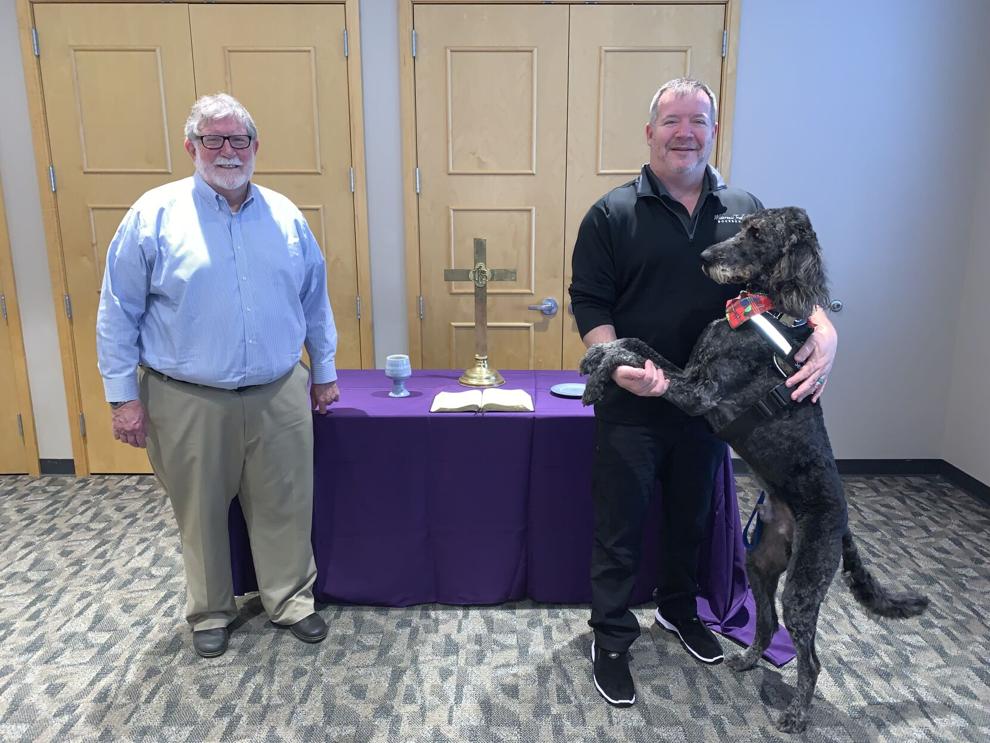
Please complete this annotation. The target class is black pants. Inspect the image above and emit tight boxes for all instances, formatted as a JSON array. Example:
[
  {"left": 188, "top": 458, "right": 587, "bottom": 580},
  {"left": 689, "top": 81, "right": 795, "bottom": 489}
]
[{"left": 589, "top": 415, "right": 726, "bottom": 652}]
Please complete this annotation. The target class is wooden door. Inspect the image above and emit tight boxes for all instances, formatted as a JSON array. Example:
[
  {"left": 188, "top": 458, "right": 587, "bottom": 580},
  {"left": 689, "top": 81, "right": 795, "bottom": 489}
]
[
  {"left": 0, "top": 179, "right": 37, "bottom": 474},
  {"left": 35, "top": 3, "right": 197, "bottom": 473},
  {"left": 36, "top": 3, "right": 367, "bottom": 473},
  {"left": 562, "top": 4, "right": 727, "bottom": 368},
  {"left": 413, "top": 4, "right": 569, "bottom": 370},
  {"left": 409, "top": 3, "right": 730, "bottom": 371},
  {"left": 190, "top": 3, "right": 363, "bottom": 370}
]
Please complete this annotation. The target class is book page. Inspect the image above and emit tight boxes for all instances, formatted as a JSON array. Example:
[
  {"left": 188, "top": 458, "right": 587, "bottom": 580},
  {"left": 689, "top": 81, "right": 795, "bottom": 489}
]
[
  {"left": 430, "top": 389, "right": 483, "bottom": 413},
  {"left": 479, "top": 388, "right": 534, "bottom": 412}
]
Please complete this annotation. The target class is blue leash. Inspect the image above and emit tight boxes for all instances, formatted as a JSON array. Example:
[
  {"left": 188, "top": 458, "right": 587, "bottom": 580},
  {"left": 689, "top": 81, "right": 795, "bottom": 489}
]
[{"left": 743, "top": 491, "right": 767, "bottom": 551}]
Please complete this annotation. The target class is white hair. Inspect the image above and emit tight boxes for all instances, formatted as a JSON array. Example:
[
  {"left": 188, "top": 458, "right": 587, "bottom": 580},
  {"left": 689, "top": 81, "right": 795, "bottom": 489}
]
[{"left": 184, "top": 93, "right": 258, "bottom": 140}]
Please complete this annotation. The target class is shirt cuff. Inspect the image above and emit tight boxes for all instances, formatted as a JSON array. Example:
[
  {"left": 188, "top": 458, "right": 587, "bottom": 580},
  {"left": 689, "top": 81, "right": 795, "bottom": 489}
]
[
  {"left": 103, "top": 374, "right": 139, "bottom": 403},
  {"left": 309, "top": 360, "right": 337, "bottom": 385}
]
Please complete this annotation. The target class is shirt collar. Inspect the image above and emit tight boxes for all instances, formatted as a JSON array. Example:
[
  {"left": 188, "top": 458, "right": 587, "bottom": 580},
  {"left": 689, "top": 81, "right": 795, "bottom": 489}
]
[
  {"left": 192, "top": 171, "right": 256, "bottom": 213},
  {"left": 635, "top": 163, "right": 726, "bottom": 201}
]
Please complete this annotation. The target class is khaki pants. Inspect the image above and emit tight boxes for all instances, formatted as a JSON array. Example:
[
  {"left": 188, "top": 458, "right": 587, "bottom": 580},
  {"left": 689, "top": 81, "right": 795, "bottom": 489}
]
[{"left": 141, "top": 364, "right": 317, "bottom": 631}]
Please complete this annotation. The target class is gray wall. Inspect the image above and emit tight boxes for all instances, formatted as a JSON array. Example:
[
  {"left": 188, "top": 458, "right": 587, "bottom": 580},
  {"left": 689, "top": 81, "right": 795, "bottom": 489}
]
[
  {"left": 1, "top": 0, "right": 988, "bottom": 481},
  {"left": 943, "top": 98, "right": 990, "bottom": 485},
  {"left": 360, "top": 0, "right": 408, "bottom": 366},
  {"left": 0, "top": 0, "right": 73, "bottom": 459},
  {"left": 730, "top": 0, "right": 989, "bottom": 466}
]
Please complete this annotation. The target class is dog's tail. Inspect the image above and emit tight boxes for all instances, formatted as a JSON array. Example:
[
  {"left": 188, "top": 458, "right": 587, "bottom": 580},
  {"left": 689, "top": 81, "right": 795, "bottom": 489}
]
[{"left": 841, "top": 531, "right": 929, "bottom": 619}]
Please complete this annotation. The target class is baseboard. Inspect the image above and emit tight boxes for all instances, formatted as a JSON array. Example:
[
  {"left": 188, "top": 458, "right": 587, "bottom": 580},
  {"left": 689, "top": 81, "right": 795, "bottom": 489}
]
[
  {"left": 938, "top": 461, "right": 990, "bottom": 506},
  {"left": 731, "top": 458, "right": 989, "bottom": 505},
  {"left": 834, "top": 459, "right": 944, "bottom": 475},
  {"left": 39, "top": 459, "right": 75, "bottom": 475}
]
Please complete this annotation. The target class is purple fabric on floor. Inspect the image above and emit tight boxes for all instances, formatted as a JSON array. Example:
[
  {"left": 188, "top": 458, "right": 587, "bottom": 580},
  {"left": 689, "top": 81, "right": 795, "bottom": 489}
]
[{"left": 228, "top": 368, "right": 795, "bottom": 666}]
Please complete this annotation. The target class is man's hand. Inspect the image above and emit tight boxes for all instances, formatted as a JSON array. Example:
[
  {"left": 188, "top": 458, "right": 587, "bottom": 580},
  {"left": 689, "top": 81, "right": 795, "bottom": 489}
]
[
  {"left": 786, "top": 307, "right": 838, "bottom": 403},
  {"left": 111, "top": 400, "right": 148, "bottom": 448},
  {"left": 311, "top": 381, "right": 340, "bottom": 414},
  {"left": 612, "top": 359, "right": 669, "bottom": 397}
]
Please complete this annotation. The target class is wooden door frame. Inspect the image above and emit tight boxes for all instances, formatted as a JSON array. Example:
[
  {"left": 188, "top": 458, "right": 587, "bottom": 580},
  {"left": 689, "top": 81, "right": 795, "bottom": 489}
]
[
  {"left": 0, "top": 175, "right": 41, "bottom": 475},
  {"left": 398, "top": 0, "right": 743, "bottom": 367},
  {"left": 15, "top": 0, "right": 374, "bottom": 475}
]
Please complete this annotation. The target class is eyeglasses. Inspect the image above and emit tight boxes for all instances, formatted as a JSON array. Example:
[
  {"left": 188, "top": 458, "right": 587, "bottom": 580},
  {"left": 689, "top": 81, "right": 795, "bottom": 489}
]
[{"left": 194, "top": 134, "right": 253, "bottom": 150}]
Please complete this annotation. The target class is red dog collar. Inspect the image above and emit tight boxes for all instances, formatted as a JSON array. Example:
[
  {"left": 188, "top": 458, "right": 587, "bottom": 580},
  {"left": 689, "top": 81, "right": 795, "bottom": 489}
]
[{"left": 725, "top": 291, "right": 774, "bottom": 329}]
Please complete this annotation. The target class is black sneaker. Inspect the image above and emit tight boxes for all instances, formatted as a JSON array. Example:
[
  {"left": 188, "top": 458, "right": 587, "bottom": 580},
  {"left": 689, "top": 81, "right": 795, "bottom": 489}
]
[
  {"left": 654, "top": 610, "right": 724, "bottom": 665},
  {"left": 590, "top": 640, "right": 636, "bottom": 707}
]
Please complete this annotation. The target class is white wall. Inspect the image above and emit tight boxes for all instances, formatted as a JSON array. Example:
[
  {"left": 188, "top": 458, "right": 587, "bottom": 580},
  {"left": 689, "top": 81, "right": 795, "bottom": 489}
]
[
  {"left": 731, "top": 0, "right": 989, "bottom": 459},
  {"left": 1, "top": 0, "right": 988, "bottom": 474},
  {"left": 942, "top": 96, "right": 990, "bottom": 485},
  {"left": 0, "top": 1, "right": 73, "bottom": 459}
]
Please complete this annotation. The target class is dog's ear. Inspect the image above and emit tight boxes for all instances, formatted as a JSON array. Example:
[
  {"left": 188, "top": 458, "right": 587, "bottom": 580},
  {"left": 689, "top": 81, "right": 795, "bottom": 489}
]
[
  {"left": 579, "top": 343, "right": 606, "bottom": 376},
  {"left": 771, "top": 210, "right": 830, "bottom": 318}
]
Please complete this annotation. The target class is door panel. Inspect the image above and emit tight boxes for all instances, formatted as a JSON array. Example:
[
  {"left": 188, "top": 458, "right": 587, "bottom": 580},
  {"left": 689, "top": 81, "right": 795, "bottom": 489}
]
[
  {"left": 190, "top": 3, "right": 362, "bottom": 370},
  {"left": 563, "top": 4, "right": 726, "bottom": 368},
  {"left": 37, "top": 3, "right": 365, "bottom": 473},
  {"left": 414, "top": 4, "right": 569, "bottom": 371},
  {"left": 410, "top": 4, "right": 728, "bottom": 371},
  {"left": 0, "top": 181, "right": 32, "bottom": 474},
  {"left": 35, "top": 3, "right": 197, "bottom": 473}
]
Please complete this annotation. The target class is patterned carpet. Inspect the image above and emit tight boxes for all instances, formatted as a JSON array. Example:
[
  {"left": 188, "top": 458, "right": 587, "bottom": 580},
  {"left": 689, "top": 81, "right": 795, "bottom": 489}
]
[{"left": 0, "top": 473, "right": 987, "bottom": 742}]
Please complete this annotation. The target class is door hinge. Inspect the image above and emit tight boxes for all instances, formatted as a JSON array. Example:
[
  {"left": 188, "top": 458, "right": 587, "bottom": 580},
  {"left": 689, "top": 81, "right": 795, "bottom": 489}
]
[
  {"left": 349, "top": 167, "right": 355, "bottom": 193},
  {"left": 63, "top": 293, "right": 73, "bottom": 321},
  {"left": 78, "top": 413, "right": 86, "bottom": 439},
  {"left": 343, "top": 28, "right": 350, "bottom": 58},
  {"left": 48, "top": 165, "right": 56, "bottom": 193},
  {"left": 0, "top": 293, "right": 7, "bottom": 322},
  {"left": 355, "top": 295, "right": 362, "bottom": 320},
  {"left": 17, "top": 414, "right": 24, "bottom": 439},
  {"left": 411, "top": 29, "right": 417, "bottom": 58},
  {"left": 417, "top": 295, "right": 425, "bottom": 320},
  {"left": 415, "top": 167, "right": 421, "bottom": 194},
  {"left": 722, "top": 30, "right": 728, "bottom": 58},
  {"left": 31, "top": 28, "right": 39, "bottom": 57}
]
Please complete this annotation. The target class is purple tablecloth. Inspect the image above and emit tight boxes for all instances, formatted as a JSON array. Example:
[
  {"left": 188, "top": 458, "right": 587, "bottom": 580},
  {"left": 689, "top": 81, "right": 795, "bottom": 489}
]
[{"left": 228, "top": 369, "right": 794, "bottom": 665}]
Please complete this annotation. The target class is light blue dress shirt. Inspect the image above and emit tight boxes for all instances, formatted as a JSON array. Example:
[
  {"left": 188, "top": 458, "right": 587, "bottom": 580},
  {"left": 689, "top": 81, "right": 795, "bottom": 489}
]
[{"left": 97, "top": 173, "right": 337, "bottom": 402}]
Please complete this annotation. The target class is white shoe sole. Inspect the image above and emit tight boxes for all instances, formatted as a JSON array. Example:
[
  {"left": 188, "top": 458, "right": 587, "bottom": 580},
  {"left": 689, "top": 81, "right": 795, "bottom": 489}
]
[
  {"left": 590, "top": 640, "right": 635, "bottom": 707},
  {"left": 654, "top": 610, "right": 724, "bottom": 664}
]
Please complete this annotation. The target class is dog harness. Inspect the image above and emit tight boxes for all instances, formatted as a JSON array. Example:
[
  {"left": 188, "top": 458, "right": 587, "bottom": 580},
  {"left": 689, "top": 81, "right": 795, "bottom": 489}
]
[
  {"left": 716, "top": 292, "right": 813, "bottom": 442},
  {"left": 723, "top": 292, "right": 811, "bottom": 552}
]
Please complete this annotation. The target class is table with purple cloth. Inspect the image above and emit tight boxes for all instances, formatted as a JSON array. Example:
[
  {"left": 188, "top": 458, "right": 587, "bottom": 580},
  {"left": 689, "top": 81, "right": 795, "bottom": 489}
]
[{"left": 228, "top": 368, "right": 794, "bottom": 665}]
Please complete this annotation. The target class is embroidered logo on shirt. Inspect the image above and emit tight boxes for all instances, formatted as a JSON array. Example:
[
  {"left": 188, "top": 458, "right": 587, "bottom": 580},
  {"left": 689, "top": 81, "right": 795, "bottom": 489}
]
[{"left": 714, "top": 213, "right": 751, "bottom": 224}]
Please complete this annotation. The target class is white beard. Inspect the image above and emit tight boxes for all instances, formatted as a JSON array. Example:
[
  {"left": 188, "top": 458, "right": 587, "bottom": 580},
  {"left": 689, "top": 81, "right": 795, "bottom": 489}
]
[{"left": 196, "top": 154, "right": 254, "bottom": 192}]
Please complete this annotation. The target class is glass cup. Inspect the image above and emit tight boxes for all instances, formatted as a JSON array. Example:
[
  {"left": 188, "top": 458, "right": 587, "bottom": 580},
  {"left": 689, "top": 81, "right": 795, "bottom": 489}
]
[{"left": 385, "top": 354, "right": 412, "bottom": 397}]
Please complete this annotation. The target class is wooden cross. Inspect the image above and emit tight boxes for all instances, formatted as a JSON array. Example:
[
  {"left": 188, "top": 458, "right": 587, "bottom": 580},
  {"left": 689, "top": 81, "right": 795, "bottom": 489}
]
[{"left": 443, "top": 237, "right": 517, "bottom": 387}]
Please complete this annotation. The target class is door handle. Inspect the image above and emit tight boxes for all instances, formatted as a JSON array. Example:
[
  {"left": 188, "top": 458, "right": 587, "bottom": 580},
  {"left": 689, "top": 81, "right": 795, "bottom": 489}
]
[{"left": 527, "top": 297, "right": 558, "bottom": 317}]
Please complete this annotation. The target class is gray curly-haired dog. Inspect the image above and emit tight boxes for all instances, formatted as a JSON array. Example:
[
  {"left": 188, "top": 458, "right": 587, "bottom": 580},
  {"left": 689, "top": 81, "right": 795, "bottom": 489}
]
[{"left": 580, "top": 207, "right": 928, "bottom": 733}]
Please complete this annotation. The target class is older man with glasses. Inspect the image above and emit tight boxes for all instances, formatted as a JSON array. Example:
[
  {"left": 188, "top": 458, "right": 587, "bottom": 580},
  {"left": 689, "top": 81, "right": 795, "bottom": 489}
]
[{"left": 96, "top": 93, "right": 340, "bottom": 658}]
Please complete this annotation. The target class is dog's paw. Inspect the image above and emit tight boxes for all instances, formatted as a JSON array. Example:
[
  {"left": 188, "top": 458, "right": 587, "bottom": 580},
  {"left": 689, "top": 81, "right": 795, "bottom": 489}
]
[
  {"left": 776, "top": 705, "right": 810, "bottom": 734},
  {"left": 726, "top": 652, "right": 759, "bottom": 672}
]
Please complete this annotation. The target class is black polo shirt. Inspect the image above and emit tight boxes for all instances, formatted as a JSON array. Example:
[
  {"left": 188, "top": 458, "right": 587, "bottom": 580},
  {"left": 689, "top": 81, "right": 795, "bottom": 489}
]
[{"left": 569, "top": 164, "right": 763, "bottom": 425}]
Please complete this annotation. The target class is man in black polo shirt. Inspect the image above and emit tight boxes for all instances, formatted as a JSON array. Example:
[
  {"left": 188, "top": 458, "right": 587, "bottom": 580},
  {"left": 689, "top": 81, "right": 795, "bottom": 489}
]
[{"left": 569, "top": 78, "right": 838, "bottom": 707}]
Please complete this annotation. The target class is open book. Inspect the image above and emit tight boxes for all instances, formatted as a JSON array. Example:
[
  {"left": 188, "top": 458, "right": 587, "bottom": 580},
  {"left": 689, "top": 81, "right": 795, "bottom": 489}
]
[{"left": 430, "top": 388, "right": 534, "bottom": 413}]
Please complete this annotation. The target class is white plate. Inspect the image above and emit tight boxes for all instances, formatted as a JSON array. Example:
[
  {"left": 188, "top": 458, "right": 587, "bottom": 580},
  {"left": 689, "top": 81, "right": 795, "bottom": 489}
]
[{"left": 550, "top": 382, "right": 586, "bottom": 398}]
